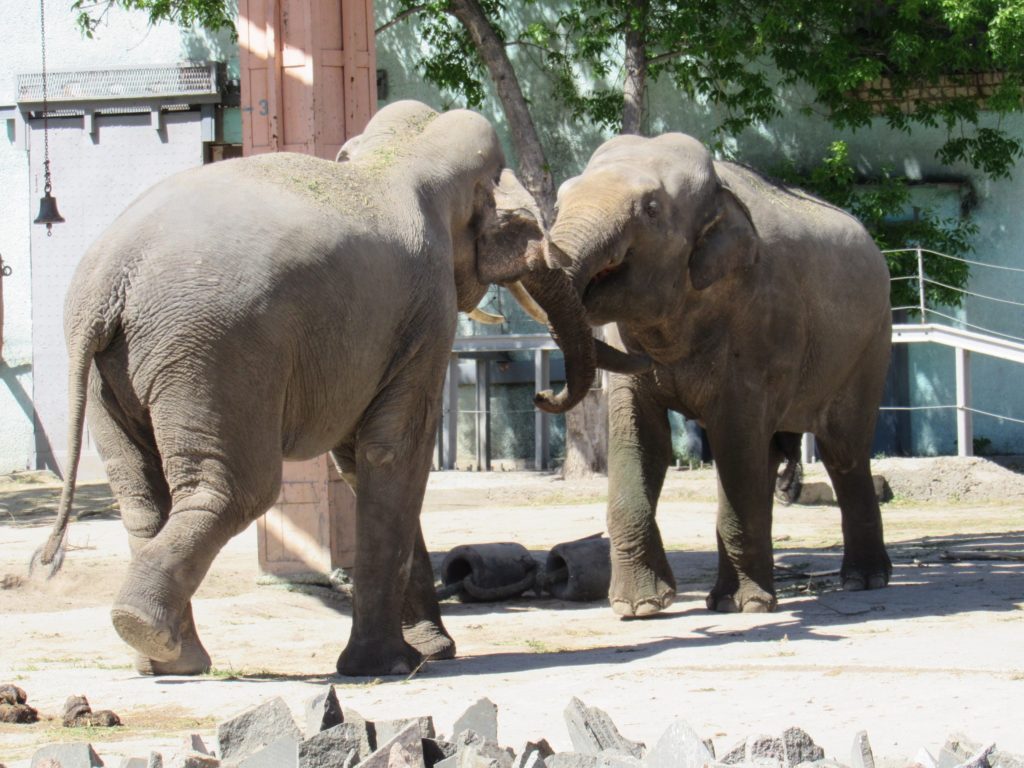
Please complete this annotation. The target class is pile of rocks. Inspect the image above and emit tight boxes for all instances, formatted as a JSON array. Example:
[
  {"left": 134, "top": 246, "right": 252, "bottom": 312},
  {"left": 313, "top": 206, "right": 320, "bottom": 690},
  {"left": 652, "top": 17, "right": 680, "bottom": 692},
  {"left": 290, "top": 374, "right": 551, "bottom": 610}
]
[
  {"left": 0, "top": 685, "right": 38, "bottom": 724},
  {"left": 17, "top": 690, "right": 1024, "bottom": 768}
]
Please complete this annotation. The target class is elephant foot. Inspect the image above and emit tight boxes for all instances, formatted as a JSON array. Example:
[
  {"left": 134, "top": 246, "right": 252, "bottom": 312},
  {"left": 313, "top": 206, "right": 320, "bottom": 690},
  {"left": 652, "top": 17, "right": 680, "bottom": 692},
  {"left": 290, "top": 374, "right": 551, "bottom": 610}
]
[
  {"left": 609, "top": 559, "right": 676, "bottom": 618},
  {"left": 706, "top": 581, "right": 777, "bottom": 613},
  {"left": 133, "top": 608, "right": 211, "bottom": 675},
  {"left": 336, "top": 638, "right": 423, "bottom": 677},
  {"left": 841, "top": 551, "right": 892, "bottom": 592},
  {"left": 403, "top": 620, "right": 456, "bottom": 661},
  {"left": 111, "top": 603, "right": 181, "bottom": 663}
]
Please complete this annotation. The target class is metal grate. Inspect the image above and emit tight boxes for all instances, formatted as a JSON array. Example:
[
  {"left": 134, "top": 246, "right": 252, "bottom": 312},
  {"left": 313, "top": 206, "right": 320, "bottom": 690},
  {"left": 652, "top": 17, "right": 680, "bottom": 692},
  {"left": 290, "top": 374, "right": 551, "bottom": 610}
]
[{"left": 17, "top": 62, "right": 218, "bottom": 104}]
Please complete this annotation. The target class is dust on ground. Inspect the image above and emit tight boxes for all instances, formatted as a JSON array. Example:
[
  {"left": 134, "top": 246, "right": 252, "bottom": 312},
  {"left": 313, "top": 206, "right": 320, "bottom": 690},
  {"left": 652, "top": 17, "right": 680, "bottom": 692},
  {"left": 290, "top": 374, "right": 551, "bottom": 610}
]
[{"left": 1, "top": 456, "right": 1023, "bottom": 767}]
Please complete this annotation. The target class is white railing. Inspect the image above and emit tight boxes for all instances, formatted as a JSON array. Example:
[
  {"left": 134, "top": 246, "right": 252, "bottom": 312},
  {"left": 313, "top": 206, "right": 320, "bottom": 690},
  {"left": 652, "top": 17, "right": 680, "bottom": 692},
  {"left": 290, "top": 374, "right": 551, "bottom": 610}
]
[{"left": 882, "top": 247, "right": 1024, "bottom": 457}]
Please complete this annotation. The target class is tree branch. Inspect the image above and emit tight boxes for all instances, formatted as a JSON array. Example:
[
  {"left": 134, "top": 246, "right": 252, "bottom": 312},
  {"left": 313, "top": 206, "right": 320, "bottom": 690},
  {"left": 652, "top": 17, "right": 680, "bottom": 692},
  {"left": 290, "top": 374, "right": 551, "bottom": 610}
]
[{"left": 375, "top": 4, "right": 427, "bottom": 35}]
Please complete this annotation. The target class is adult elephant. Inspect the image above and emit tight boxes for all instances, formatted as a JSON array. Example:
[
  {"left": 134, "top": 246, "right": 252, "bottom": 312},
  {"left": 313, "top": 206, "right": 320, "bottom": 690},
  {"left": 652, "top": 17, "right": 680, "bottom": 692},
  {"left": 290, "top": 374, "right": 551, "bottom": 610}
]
[
  {"left": 36, "top": 101, "right": 640, "bottom": 677},
  {"left": 549, "top": 133, "right": 893, "bottom": 617}
]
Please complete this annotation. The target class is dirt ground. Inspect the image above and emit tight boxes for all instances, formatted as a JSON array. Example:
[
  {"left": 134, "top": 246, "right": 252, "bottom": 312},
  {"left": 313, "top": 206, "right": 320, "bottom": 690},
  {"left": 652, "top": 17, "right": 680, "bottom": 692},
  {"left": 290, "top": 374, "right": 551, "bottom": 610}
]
[{"left": 1, "top": 456, "right": 1023, "bottom": 767}]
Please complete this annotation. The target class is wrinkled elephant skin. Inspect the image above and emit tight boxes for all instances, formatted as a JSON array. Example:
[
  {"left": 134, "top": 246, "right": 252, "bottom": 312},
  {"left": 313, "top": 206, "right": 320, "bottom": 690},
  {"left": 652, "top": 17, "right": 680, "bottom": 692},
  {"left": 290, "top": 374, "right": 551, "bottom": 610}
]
[
  {"left": 40, "top": 101, "right": 601, "bottom": 678},
  {"left": 550, "top": 133, "right": 893, "bottom": 616}
]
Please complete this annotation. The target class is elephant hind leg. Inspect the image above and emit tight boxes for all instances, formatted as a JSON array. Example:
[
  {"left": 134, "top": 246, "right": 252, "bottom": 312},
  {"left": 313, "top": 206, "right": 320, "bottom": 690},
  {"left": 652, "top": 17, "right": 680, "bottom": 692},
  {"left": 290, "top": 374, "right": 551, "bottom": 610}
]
[
  {"left": 817, "top": 432, "right": 891, "bottom": 591},
  {"left": 402, "top": 526, "right": 455, "bottom": 660},
  {"left": 816, "top": 353, "right": 892, "bottom": 592},
  {"left": 87, "top": 374, "right": 212, "bottom": 675}
]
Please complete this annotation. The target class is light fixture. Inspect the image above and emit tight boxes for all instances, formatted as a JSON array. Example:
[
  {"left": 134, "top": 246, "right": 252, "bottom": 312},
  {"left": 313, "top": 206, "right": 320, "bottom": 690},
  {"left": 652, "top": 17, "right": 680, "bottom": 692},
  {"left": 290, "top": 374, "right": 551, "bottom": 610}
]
[{"left": 33, "top": 0, "right": 64, "bottom": 235}]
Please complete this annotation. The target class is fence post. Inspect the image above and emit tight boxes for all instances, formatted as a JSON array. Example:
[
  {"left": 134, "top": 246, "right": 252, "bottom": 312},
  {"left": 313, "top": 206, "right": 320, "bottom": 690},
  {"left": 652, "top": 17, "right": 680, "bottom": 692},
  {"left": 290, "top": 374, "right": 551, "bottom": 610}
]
[
  {"left": 534, "top": 349, "right": 551, "bottom": 470},
  {"left": 916, "top": 246, "right": 926, "bottom": 322},
  {"left": 955, "top": 346, "right": 973, "bottom": 457}
]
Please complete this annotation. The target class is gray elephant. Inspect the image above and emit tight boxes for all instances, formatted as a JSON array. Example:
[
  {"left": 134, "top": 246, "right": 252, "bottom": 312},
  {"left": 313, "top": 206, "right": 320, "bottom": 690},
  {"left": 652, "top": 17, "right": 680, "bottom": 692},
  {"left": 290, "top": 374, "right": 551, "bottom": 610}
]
[
  {"left": 36, "top": 101, "right": 637, "bottom": 677},
  {"left": 549, "top": 133, "right": 893, "bottom": 616}
]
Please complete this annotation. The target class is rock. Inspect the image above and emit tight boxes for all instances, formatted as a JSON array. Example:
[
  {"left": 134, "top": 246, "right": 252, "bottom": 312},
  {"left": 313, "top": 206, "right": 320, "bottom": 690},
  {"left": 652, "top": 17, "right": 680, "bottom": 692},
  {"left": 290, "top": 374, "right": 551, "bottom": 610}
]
[
  {"left": 0, "top": 702, "right": 39, "bottom": 723},
  {"left": 721, "top": 739, "right": 747, "bottom": 765},
  {"left": 956, "top": 744, "right": 996, "bottom": 768},
  {"left": 299, "top": 722, "right": 373, "bottom": 768},
  {"left": 782, "top": 728, "right": 824, "bottom": 765},
  {"left": 357, "top": 721, "right": 425, "bottom": 768},
  {"left": 851, "top": 731, "right": 876, "bottom": 768},
  {"left": 424, "top": 738, "right": 458, "bottom": 768},
  {"left": 452, "top": 698, "right": 499, "bottom": 744},
  {"left": 183, "top": 735, "right": 211, "bottom": 756},
  {"left": 373, "top": 716, "right": 436, "bottom": 748},
  {"left": 914, "top": 747, "right": 939, "bottom": 768},
  {"left": 938, "top": 734, "right": 979, "bottom": 768},
  {"left": 563, "top": 698, "right": 644, "bottom": 759},
  {"left": 119, "top": 759, "right": 148, "bottom": 768},
  {"left": 237, "top": 736, "right": 299, "bottom": 768},
  {"left": 446, "top": 730, "right": 514, "bottom": 768},
  {"left": 305, "top": 686, "right": 344, "bottom": 737},
  {"left": 167, "top": 754, "right": 219, "bottom": 768},
  {"left": 217, "top": 696, "right": 302, "bottom": 764},
  {"left": 645, "top": 718, "right": 714, "bottom": 768},
  {"left": 992, "top": 752, "right": 1024, "bottom": 768},
  {"left": 512, "top": 741, "right": 555, "bottom": 768},
  {"left": 796, "top": 482, "right": 834, "bottom": 505},
  {"left": 149, "top": 754, "right": 164, "bottom": 768},
  {"left": 30, "top": 742, "right": 104, "bottom": 767},
  {"left": 0, "top": 684, "right": 27, "bottom": 704},
  {"left": 545, "top": 754, "right": 641, "bottom": 768}
]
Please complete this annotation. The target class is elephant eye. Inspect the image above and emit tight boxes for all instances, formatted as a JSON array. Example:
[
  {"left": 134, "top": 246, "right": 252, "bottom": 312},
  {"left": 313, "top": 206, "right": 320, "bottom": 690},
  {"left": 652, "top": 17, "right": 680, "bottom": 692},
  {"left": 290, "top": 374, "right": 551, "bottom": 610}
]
[{"left": 644, "top": 198, "right": 659, "bottom": 219}]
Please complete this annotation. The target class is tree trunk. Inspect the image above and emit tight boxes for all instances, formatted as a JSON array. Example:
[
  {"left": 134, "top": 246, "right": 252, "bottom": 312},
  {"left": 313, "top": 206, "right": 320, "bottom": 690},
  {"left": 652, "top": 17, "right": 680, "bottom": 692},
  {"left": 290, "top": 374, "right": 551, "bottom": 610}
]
[
  {"left": 622, "top": 0, "right": 648, "bottom": 135},
  {"left": 445, "top": 0, "right": 607, "bottom": 477},
  {"left": 447, "top": 0, "right": 555, "bottom": 216}
]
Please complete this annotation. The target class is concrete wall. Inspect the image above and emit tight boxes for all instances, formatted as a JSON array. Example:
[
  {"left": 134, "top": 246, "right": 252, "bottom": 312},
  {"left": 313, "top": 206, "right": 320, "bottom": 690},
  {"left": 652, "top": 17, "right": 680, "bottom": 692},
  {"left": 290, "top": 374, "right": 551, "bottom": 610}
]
[{"left": 0, "top": 0, "right": 234, "bottom": 474}]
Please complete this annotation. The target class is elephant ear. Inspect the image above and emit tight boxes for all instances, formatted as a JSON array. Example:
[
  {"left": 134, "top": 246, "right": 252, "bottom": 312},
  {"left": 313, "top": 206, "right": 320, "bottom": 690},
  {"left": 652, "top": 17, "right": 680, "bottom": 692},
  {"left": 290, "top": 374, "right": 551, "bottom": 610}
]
[
  {"left": 689, "top": 185, "right": 759, "bottom": 291},
  {"left": 475, "top": 169, "right": 547, "bottom": 284}
]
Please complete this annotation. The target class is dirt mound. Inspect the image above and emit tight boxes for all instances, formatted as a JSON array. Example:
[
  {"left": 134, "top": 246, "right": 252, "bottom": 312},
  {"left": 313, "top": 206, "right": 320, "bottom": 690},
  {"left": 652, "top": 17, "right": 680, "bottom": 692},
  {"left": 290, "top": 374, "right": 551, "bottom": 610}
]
[{"left": 871, "top": 456, "right": 1024, "bottom": 504}]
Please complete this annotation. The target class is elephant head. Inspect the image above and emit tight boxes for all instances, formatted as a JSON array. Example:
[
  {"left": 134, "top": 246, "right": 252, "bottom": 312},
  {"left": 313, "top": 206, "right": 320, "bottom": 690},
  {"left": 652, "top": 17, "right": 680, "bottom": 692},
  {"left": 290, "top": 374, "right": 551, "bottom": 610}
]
[
  {"left": 549, "top": 133, "right": 759, "bottom": 329},
  {"left": 339, "top": 101, "right": 628, "bottom": 413}
]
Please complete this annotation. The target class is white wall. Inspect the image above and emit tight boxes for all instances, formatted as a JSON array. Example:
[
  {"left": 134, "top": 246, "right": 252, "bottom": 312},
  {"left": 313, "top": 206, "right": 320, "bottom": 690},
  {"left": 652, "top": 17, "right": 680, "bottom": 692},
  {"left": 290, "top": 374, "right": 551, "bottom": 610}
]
[{"left": 0, "top": 0, "right": 232, "bottom": 474}]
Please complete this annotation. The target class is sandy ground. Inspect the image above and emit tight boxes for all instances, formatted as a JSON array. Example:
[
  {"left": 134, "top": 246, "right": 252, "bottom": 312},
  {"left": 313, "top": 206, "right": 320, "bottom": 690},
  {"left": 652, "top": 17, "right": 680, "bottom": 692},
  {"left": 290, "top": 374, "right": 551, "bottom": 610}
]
[{"left": 1, "top": 457, "right": 1023, "bottom": 767}]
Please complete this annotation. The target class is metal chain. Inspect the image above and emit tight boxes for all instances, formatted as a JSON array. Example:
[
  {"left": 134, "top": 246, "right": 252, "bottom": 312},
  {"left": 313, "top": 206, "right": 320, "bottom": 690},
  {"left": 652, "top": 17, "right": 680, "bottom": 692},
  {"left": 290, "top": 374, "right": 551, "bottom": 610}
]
[{"left": 39, "top": 0, "right": 51, "bottom": 195}]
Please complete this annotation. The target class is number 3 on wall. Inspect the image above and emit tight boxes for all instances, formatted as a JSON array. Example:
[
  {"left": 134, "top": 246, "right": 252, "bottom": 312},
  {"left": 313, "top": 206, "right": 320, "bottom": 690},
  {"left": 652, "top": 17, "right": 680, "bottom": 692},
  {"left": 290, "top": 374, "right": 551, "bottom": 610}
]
[{"left": 258, "top": 99, "right": 269, "bottom": 116}]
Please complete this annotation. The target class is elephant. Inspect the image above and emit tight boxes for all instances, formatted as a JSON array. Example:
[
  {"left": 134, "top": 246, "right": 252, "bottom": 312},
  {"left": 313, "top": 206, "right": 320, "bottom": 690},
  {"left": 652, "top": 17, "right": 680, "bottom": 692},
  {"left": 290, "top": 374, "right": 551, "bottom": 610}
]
[
  {"left": 35, "top": 100, "right": 645, "bottom": 677},
  {"left": 548, "top": 132, "right": 893, "bottom": 617}
]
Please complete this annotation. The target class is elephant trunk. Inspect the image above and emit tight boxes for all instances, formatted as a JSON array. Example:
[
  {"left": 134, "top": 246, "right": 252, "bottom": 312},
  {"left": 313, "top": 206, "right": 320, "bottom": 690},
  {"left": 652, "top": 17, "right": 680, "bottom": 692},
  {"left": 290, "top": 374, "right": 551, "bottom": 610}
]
[
  {"left": 519, "top": 267, "right": 597, "bottom": 415},
  {"left": 549, "top": 204, "right": 629, "bottom": 295}
]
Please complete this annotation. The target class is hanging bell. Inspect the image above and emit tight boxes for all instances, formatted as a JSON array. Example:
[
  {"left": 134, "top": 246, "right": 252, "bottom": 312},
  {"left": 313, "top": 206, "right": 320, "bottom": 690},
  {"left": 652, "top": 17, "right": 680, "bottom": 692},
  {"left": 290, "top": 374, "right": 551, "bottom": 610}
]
[{"left": 34, "top": 191, "right": 65, "bottom": 233}]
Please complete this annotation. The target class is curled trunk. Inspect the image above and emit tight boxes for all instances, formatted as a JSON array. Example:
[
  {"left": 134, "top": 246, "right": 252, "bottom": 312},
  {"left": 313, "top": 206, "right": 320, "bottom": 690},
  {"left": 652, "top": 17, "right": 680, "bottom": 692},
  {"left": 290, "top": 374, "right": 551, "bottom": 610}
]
[{"left": 519, "top": 268, "right": 597, "bottom": 414}]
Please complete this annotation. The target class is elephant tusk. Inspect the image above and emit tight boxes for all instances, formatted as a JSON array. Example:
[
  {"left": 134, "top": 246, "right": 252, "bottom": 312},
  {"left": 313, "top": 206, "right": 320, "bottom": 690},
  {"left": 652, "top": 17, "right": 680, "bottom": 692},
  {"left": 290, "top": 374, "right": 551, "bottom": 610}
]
[
  {"left": 468, "top": 307, "right": 506, "bottom": 325},
  {"left": 504, "top": 281, "right": 549, "bottom": 326}
]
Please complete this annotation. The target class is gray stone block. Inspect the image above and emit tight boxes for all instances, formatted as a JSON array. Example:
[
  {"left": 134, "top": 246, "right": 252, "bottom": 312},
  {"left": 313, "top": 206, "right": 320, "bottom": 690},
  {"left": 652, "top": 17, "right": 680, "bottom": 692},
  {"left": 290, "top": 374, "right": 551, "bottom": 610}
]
[
  {"left": 782, "top": 728, "right": 824, "bottom": 766},
  {"left": 31, "top": 742, "right": 104, "bottom": 767},
  {"left": 956, "top": 743, "right": 996, "bottom": 768},
  {"left": 449, "top": 730, "right": 513, "bottom": 768},
  {"left": 721, "top": 739, "right": 747, "bottom": 765},
  {"left": 120, "top": 759, "right": 148, "bottom": 768},
  {"left": 217, "top": 697, "right": 302, "bottom": 764},
  {"left": 358, "top": 721, "right": 425, "bottom": 768},
  {"left": 750, "top": 736, "right": 786, "bottom": 763},
  {"left": 148, "top": 754, "right": 164, "bottom": 768},
  {"left": 183, "top": 736, "right": 211, "bottom": 756},
  {"left": 645, "top": 718, "right": 714, "bottom": 768},
  {"left": 424, "top": 738, "right": 458, "bottom": 768},
  {"left": 236, "top": 736, "right": 299, "bottom": 768},
  {"left": 563, "top": 698, "right": 644, "bottom": 759},
  {"left": 940, "top": 734, "right": 981, "bottom": 768},
  {"left": 915, "top": 747, "right": 939, "bottom": 768},
  {"left": 305, "top": 686, "right": 344, "bottom": 738},
  {"left": 851, "top": 731, "right": 875, "bottom": 768},
  {"left": 372, "top": 716, "right": 435, "bottom": 749},
  {"left": 299, "top": 722, "right": 372, "bottom": 768},
  {"left": 512, "top": 741, "right": 555, "bottom": 768},
  {"left": 453, "top": 699, "right": 499, "bottom": 744},
  {"left": 992, "top": 751, "right": 1024, "bottom": 768},
  {"left": 167, "top": 753, "right": 219, "bottom": 768},
  {"left": 545, "top": 754, "right": 597, "bottom": 768}
]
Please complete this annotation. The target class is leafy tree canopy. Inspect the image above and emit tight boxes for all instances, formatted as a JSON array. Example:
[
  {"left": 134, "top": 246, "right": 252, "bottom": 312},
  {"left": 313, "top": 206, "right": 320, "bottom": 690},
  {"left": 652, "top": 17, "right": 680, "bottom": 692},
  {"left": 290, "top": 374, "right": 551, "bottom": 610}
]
[{"left": 73, "top": 0, "right": 236, "bottom": 39}]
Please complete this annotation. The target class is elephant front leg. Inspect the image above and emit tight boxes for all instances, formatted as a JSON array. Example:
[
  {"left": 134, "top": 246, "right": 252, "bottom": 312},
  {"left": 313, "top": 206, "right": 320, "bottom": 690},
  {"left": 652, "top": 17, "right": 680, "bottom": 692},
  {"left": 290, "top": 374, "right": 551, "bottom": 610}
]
[
  {"left": 606, "top": 373, "right": 676, "bottom": 617},
  {"left": 705, "top": 426, "right": 778, "bottom": 613}
]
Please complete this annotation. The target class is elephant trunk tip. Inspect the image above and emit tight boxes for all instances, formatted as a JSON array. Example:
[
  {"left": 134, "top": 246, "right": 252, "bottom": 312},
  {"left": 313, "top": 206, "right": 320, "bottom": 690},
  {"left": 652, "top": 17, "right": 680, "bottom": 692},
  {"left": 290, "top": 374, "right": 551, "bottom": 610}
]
[{"left": 533, "top": 387, "right": 578, "bottom": 415}]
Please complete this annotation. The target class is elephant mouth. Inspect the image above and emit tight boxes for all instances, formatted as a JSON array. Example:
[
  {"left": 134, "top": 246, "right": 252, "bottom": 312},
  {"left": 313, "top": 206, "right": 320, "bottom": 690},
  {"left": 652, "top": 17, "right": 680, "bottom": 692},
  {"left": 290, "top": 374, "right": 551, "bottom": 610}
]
[{"left": 584, "top": 253, "right": 629, "bottom": 303}]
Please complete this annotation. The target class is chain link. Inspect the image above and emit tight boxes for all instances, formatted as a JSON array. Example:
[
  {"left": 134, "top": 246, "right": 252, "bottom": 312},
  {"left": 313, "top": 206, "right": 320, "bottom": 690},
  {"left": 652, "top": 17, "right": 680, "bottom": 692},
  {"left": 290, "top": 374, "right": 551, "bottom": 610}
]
[{"left": 39, "top": 0, "right": 51, "bottom": 196}]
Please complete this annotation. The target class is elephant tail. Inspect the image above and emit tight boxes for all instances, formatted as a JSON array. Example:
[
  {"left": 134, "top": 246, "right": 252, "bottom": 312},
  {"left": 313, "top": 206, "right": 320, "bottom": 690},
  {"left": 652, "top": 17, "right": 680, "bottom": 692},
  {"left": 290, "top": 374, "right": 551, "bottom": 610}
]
[{"left": 32, "top": 306, "right": 118, "bottom": 577}]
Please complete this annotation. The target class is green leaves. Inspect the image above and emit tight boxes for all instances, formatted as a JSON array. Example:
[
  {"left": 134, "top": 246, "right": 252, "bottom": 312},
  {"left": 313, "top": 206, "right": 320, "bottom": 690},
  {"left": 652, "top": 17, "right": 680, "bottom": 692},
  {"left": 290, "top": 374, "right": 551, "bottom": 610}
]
[{"left": 73, "top": 0, "right": 236, "bottom": 39}]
